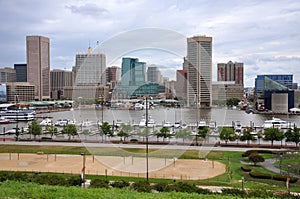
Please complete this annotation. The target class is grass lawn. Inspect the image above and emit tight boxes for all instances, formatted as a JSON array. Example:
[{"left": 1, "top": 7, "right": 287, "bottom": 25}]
[{"left": 0, "top": 144, "right": 299, "bottom": 193}]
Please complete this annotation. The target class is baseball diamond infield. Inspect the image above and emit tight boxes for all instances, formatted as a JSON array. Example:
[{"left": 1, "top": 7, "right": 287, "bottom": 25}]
[{"left": 0, "top": 153, "right": 225, "bottom": 180}]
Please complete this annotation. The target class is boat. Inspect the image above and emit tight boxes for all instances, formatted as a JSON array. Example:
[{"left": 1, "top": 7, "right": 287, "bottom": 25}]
[
  {"left": 262, "top": 117, "right": 291, "bottom": 129},
  {"left": 0, "top": 117, "right": 10, "bottom": 124},
  {"left": 198, "top": 120, "right": 207, "bottom": 129},
  {"left": 234, "top": 121, "right": 242, "bottom": 134},
  {"left": 174, "top": 121, "right": 181, "bottom": 128},
  {"left": 0, "top": 110, "right": 35, "bottom": 121},
  {"left": 138, "top": 115, "right": 156, "bottom": 128},
  {"left": 163, "top": 121, "right": 172, "bottom": 128},
  {"left": 40, "top": 118, "right": 52, "bottom": 126},
  {"left": 55, "top": 119, "right": 75, "bottom": 127}
]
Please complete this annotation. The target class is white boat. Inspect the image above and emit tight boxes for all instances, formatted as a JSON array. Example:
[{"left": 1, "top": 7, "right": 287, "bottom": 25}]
[
  {"left": 163, "top": 121, "right": 172, "bottom": 128},
  {"left": 0, "top": 117, "right": 10, "bottom": 124},
  {"left": 138, "top": 116, "right": 156, "bottom": 128},
  {"left": 234, "top": 121, "right": 242, "bottom": 134},
  {"left": 40, "top": 118, "right": 52, "bottom": 126},
  {"left": 262, "top": 117, "right": 290, "bottom": 129},
  {"left": 55, "top": 119, "right": 75, "bottom": 127},
  {"left": 174, "top": 121, "right": 181, "bottom": 128},
  {"left": 81, "top": 120, "right": 94, "bottom": 127},
  {"left": 198, "top": 120, "right": 207, "bottom": 129},
  {"left": 0, "top": 110, "right": 35, "bottom": 121}
]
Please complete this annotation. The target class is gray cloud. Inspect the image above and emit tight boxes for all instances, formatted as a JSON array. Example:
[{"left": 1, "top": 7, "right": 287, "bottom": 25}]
[{"left": 66, "top": 3, "right": 109, "bottom": 16}]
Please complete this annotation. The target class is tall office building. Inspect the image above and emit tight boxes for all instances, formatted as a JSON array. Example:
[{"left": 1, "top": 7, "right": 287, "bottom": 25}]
[
  {"left": 106, "top": 66, "right": 121, "bottom": 90},
  {"left": 217, "top": 61, "right": 244, "bottom": 85},
  {"left": 74, "top": 47, "right": 106, "bottom": 86},
  {"left": 176, "top": 69, "right": 187, "bottom": 100},
  {"left": 121, "top": 57, "right": 146, "bottom": 86},
  {"left": 147, "top": 64, "right": 162, "bottom": 83},
  {"left": 187, "top": 36, "right": 212, "bottom": 108},
  {"left": 26, "top": 36, "right": 50, "bottom": 100},
  {"left": 0, "top": 67, "right": 16, "bottom": 83},
  {"left": 50, "top": 69, "right": 73, "bottom": 100},
  {"left": 14, "top": 64, "right": 27, "bottom": 82}
]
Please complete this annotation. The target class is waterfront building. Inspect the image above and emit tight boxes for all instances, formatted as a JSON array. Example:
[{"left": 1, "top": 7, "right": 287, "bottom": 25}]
[
  {"left": 63, "top": 85, "right": 110, "bottom": 101},
  {"left": 50, "top": 69, "right": 73, "bottom": 100},
  {"left": 14, "top": 64, "right": 27, "bottom": 82},
  {"left": 212, "top": 81, "right": 244, "bottom": 102},
  {"left": 106, "top": 66, "right": 121, "bottom": 90},
  {"left": 6, "top": 82, "right": 35, "bottom": 102},
  {"left": 186, "top": 36, "right": 212, "bottom": 108},
  {"left": 26, "top": 35, "right": 50, "bottom": 100},
  {"left": 74, "top": 46, "right": 106, "bottom": 86},
  {"left": 118, "top": 57, "right": 146, "bottom": 98},
  {"left": 176, "top": 69, "right": 187, "bottom": 100},
  {"left": 217, "top": 61, "right": 243, "bottom": 85},
  {"left": 0, "top": 67, "right": 16, "bottom": 83}
]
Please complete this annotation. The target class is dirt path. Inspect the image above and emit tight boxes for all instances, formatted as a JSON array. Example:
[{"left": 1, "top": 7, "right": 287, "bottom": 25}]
[{"left": 0, "top": 153, "right": 225, "bottom": 180}]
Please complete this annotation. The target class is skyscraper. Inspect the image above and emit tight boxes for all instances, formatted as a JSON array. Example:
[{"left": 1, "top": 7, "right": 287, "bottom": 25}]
[
  {"left": 74, "top": 47, "right": 106, "bottom": 86},
  {"left": 187, "top": 36, "right": 212, "bottom": 108},
  {"left": 26, "top": 36, "right": 50, "bottom": 100},
  {"left": 217, "top": 61, "right": 244, "bottom": 85},
  {"left": 0, "top": 67, "right": 16, "bottom": 83},
  {"left": 176, "top": 69, "right": 187, "bottom": 100},
  {"left": 14, "top": 64, "right": 27, "bottom": 82},
  {"left": 50, "top": 69, "right": 73, "bottom": 100},
  {"left": 106, "top": 66, "right": 121, "bottom": 90},
  {"left": 121, "top": 57, "right": 146, "bottom": 86}
]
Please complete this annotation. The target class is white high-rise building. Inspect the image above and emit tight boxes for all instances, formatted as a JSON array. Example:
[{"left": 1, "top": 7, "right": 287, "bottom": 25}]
[{"left": 187, "top": 36, "right": 212, "bottom": 108}]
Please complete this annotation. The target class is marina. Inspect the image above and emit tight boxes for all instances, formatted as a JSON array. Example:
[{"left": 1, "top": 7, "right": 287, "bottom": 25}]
[{"left": 1, "top": 107, "right": 299, "bottom": 146}]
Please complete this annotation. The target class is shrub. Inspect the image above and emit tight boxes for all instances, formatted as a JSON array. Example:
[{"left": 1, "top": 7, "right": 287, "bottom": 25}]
[
  {"left": 273, "top": 174, "right": 298, "bottom": 183},
  {"left": 242, "top": 150, "right": 272, "bottom": 157},
  {"left": 90, "top": 179, "right": 109, "bottom": 188},
  {"left": 130, "top": 139, "right": 138, "bottom": 142},
  {"left": 173, "top": 182, "right": 199, "bottom": 193},
  {"left": 110, "top": 180, "right": 130, "bottom": 189},
  {"left": 241, "top": 165, "right": 252, "bottom": 172},
  {"left": 248, "top": 153, "right": 265, "bottom": 166},
  {"left": 153, "top": 182, "right": 175, "bottom": 192},
  {"left": 249, "top": 171, "right": 272, "bottom": 179},
  {"left": 131, "top": 181, "right": 152, "bottom": 193},
  {"left": 221, "top": 188, "right": 246, "bottom": 196}
]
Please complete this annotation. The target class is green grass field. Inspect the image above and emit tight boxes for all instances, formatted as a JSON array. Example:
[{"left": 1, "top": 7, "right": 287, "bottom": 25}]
[
  {"left": 0, "top": 144, "right": 299, "bottom": 193},
  {"left": 0, "top": 181, "right": 278, "bottom": 199}
]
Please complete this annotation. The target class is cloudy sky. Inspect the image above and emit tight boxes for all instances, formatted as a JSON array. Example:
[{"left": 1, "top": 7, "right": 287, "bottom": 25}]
[{"left": 0, "top": 0, "right": 299, "bottom": 87}]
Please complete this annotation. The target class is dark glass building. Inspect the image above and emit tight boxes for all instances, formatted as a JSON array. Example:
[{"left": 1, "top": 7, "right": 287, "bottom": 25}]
[{"left": 14, "top": 64, "right": 27, "bottom": 82}]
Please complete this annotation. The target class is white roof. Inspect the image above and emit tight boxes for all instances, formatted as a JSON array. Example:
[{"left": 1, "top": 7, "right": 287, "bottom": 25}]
[{"left": 0, "top": 103, "right": 14, "bottom": 108}]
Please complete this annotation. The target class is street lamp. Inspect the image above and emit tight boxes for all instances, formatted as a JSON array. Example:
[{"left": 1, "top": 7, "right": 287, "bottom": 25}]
[
  {"left": 241, "top": 176, "right": 245, "bottom": 191},
  {"left": 287, "top": 164, "right": 291, "bottom": 198},
  {"left": 145, "top": 97, "right": 149, "bottom": 181},
  {"left": 81, "top": 153, "right": 86, "bottom": 187},
  {"left": 99, "top": 95, "right": 104, "bottom": 125}
]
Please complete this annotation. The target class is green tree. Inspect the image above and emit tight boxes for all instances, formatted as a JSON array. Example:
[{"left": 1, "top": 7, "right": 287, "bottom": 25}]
[
  {"left": 219, "top": 127, "right": 235, "bottom": 144},
  {"left": 117, "top": 130, "right": 129, "bottom": 141},
  {"left": 175, "top": 128, "right": 192, "bottom": 143},
  {"left": 137, "top": 129, "right": 147, "bottom": 142},
  {"left": 248, "top": 153, "right": 265, "bottom": 166},
  {"left": 46, "top": 125, "right": 58, "bottom": 138},
  {"left": 264, "top": 128, "right": 283, "bottom": 146},
  {"left": 82, "top": 129, "right": 90, "bottom": 140},
  {"left": 15, "top": 127, "right": 20, "bottom": 141},
  {"left": 101, "top": 122, "right": 113, "bottom": 142},
  {"left": 28, "top": 120, "right": 42, "bottom": 140},
  {"left": 240, "top": 127, "right": 254, "bottom": 145},
  {"left": 285, "top": 127, "right": 300, "bottom": 147},
  {"left": 256, "top": 131, "right": 263, "bottom": 145},
  {"left": 198, "top": 126, "right": 209, "bottom": 142},
  {"left": 62, "top": 124, "right": 78, "bottom": 140},
  {"left": 157, "top": 127, "right": 171, "bottom": 142}
]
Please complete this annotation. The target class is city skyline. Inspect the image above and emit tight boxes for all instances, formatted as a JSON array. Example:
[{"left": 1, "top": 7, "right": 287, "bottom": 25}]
[{"left": 0, "top": 1, "right": 299, "bottom": 87}]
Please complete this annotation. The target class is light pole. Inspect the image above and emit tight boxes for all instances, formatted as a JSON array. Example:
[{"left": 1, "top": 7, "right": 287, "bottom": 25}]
[
  {"left": 241, "top": 176, "right": 245, "bottom": 191},
  {"left": 287, "top": 164, "right": 291, "bottom": 198},
  {"left": 145, "top": 97, "right": 149, "bottom": 181},
  {"left": 81, "top": 153, "right": 86, "bottom": 187},
  {"left": 99, "top": 95, "right": 104, "bottom": 125}
]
